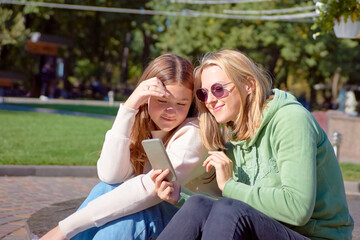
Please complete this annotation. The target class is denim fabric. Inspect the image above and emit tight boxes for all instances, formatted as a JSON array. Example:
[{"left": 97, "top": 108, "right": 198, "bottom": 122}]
[
  {"left": 71, "top": 181, "right": 178, "bottom": 240},
  {"left": 158, "top": 195, "right": 310, "bottom": 240}
]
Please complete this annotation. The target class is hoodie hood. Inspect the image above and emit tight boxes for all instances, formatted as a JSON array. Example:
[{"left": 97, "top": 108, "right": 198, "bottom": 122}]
[{"left": 230, "top": 89, "right": 302, "bottom": 149}]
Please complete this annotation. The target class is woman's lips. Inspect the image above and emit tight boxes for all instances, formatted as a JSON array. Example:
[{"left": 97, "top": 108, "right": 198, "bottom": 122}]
[
  {"left": 213, "top": 104, "right": 224, "bottom": 112},
  {"left": 161, "top": 116, "right": 175, "bottom": 121}
]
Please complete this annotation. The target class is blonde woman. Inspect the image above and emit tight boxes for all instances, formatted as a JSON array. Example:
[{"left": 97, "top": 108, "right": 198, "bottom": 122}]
[
  {"left": 152, "top": 50, "right": 354, "bottom": 240},
  {"left": 40, "top": 54, "right": 219, "bottom": 240}
]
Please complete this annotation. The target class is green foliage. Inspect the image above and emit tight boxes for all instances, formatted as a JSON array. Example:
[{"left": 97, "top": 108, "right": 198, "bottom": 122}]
[
  {"left": 314, "top": 0, "right": 360, "bottom": 32},
  {"left": 148, "top": 1, "right": 318, "bottom": 82},
  {"left": 73, "top": 58, "right": 98, "bottom": 83},
  {"left": 0, "top": 6, "right": 36, "bottom": 85},
  {"left": 1, "top": 0, "right": 153, "bottom": 91},
  {"left": 1, "top": 0, "right": 360, "bottom": 107},
  {"left": 148, "top": 0, "right": 360, "bottom": 98},
  {"left": 0, "top": 110, "right": 112, "bottom": 165},
  {"left": 0, "top": 8, "right": 29, "bottom": 46}
]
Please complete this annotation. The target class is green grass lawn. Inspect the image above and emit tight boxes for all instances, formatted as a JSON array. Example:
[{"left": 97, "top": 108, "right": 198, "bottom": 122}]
[
  {"left": 0, "top": 110, "right": 112, "bottom": 165},
  {"left": 340, "top": 163, "right": 360, "bottom": 182},
  {"left": 7, "top": 103, "right": 119, "bottom": 116},
  {"left": 0, "top": 108, "right": 359, "bottom": 182}
]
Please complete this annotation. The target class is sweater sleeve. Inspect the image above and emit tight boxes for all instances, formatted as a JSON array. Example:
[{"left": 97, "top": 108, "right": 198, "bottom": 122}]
[
  {"left": 222, "top": 106, "right": 318, "bottom": 226},
  {"left": 59, "top": 119, "right": 207, "bottom": 239},
  {"left": 96, "top": 104, "right": 138, "bottom": 183}
]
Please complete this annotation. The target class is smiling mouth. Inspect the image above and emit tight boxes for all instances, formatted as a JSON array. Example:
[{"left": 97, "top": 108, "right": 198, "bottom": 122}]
[
  {"left": 161, "top": 116, "right": 175, "bottom": 121},
  {"left": 213, "top": 105, "right": 224, "bottom": 112}
]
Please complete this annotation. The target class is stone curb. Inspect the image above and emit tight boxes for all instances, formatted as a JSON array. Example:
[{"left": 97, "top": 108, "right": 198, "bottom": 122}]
[
  {"left": 344, "top": 181, "right": 360, "bottom": 195},
  {"left": 0, "top": 165, "right": 97, "bottom": 178},
  {"left": 1, "top": 165, "right": 359, "bottom": 195}
]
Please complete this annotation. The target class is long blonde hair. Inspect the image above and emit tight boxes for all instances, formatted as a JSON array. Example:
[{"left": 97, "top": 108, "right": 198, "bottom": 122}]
[
  {"left": 130, "top": 54, "right": 194, "bottom": 175},
  {"left": 194, "top": 50, "right": 272, "bottom": 150}
]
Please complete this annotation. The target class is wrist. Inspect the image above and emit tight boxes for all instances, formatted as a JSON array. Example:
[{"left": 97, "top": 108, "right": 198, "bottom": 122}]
[{"left": 123, "top": 100, "right": 139, "bottom": 110}]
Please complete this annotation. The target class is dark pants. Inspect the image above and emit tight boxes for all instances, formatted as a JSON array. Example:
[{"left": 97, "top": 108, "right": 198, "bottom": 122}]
[{"left": 158, "top": 195, "right": 310, "bottom": 240}]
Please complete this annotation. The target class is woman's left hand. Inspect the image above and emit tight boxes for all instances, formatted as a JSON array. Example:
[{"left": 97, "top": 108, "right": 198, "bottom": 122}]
[{"left": 203, "top": 151, "right": 233, "bottom": 191}]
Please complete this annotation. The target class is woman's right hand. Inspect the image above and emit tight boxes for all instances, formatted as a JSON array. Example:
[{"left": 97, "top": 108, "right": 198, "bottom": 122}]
[
  {"left": 124, "top": 77, "right": 169, "bottom": 110},
  {"left": 39, "top": 225, "right": 67, "bottom": 240},
  {"left": 151, "top": 169, "right": 180, "bottom": 205},
  {"left": 203, "top": 151, "right": 233, "bottom": 191}
]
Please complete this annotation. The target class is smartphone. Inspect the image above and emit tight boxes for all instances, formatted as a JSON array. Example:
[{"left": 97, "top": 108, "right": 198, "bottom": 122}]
[{"left": 141, "top": 138, "right": 177, "bottom": 181}]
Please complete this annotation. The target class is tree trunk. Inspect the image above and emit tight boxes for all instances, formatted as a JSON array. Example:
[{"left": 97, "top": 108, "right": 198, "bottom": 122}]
[
  {"left": 266, "top": 48, "right": 280, "bottom": 83},
  {"left": 141, "top": 29, "right": 152, "bottom": 71},
  {"left": 120, "top": 32, "right": 131, "bottom": 84}
]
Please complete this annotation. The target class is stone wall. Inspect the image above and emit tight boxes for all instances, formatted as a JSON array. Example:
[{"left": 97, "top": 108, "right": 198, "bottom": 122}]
[
  {"left": 313, "top": 110, "right": 360, "bottom": 164},
  {"left": 328, "top": 113, "right": 360, "bottom": 163}
]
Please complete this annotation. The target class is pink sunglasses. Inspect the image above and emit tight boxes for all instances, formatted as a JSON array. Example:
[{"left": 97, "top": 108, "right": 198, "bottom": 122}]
[{"left": 196, "top": 82, "right": 233, "bottom": 102}]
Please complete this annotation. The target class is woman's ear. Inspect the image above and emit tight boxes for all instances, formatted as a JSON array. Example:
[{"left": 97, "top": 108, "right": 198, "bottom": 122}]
[{"left": 245, "top": 77, "right": 255, "bottom": 94}]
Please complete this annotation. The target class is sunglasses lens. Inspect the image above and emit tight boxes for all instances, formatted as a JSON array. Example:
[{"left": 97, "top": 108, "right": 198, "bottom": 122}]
[
  {"left": 211, "top": 83, "right": 225, "bottom": 98},
  {"left": 196, "top": 89, "right": 207, "bottom": 102}
]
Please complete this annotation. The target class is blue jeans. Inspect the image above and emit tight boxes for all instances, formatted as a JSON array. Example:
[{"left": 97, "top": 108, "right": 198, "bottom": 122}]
[
  {"left": 71, "top": 181, "right": 178, "bottom": 240},
  {"left": 158, "top": 195, "right": 310, "bottom": 240}
]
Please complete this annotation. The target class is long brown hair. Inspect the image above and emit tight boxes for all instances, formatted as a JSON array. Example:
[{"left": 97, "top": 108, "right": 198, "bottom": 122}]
[
  {"left": 194, "top": 50, "right": 272, "bottom": 150},
  {"left": 130, "top": 54, "right": 194, "bottom": 175}
]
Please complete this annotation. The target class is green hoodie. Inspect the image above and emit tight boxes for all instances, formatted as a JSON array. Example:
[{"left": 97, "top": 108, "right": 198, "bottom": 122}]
[{"left": 222, "top": 89, "right": 353, "bottom": 239}]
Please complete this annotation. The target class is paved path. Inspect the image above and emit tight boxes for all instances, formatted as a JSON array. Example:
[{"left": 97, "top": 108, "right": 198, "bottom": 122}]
[
  {"left": 0, "top": 176, "right": 359, "bottom": 240},
  {"left": 348, "top": 194, "right": 360, "bottom": 239},
  {"left": 0, "top": 176, "right": 98, "bottom": 240}
]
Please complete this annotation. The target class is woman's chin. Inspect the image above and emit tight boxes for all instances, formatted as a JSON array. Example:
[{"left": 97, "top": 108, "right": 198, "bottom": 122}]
[
  {"left": 215, "top": 118, "right": 228, "bottom": 124},
  {"left": 213, "top": 115, "right": 231, "bottom": 124}
]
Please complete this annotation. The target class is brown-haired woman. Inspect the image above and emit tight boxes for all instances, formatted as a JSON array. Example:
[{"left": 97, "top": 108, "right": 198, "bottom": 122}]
[{"left": 40, "top": 54, "right": 219, "bottom": 240}]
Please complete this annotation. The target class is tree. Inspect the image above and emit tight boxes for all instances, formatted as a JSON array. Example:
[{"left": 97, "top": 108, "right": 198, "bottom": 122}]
[
  {"left": 148, "top": 0, "right": 360, "bottom": 110},
  {"left": 0, "top": 0, "right": 156, "bottom": 97}
]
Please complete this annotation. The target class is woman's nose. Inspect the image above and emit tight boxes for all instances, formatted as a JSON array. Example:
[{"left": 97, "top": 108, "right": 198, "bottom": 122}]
[
  {"left": 206, "top": 91, "right": 217, "bottom": 104},
  {"left": 165, "top": 106, "right": 175, "bottom": 114}
]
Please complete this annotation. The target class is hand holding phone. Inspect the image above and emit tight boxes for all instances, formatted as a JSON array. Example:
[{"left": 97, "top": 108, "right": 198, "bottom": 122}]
[
  {"left": 142, "top": 138, "right": 177, "bottom": 181},
  {"left": 151, "top": 169, "right": 181, "bottom": 205}
]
